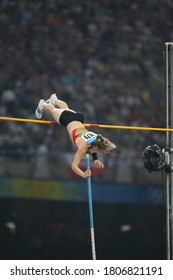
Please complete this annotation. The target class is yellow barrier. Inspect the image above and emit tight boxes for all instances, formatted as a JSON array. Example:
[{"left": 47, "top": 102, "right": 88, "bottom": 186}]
[
  {"left": 0, "top": 116, "right": 173, "bottom": 132},
  {"left": 0, "top": 116, "right": 54, "bottom": 124}
]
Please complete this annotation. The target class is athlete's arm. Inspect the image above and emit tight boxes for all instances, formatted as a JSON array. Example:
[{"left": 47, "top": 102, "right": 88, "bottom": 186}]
[
  {"left": 91, "top": 152, "right": 104, "bottom": 169},
  {"left": 71, "top": 146, "right": 91, "bottom": 178},
  {"left": 93, "top": 159, "right": 104, "bottom": 169}
]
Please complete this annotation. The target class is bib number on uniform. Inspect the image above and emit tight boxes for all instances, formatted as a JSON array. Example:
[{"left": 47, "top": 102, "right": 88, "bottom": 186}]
[{"left": 80, "top": 131, "right": 97, "bottom": 145}]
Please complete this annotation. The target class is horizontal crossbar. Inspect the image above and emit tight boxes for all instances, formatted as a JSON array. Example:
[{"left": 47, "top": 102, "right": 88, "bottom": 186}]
[{"left": 0, "top": 116, "right": 173, "bottom": 132}]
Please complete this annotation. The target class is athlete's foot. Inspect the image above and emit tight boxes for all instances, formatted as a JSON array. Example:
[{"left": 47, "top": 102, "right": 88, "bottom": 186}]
[
  {"left": 46, "top": 93, "right": 58, "bottom": 106},
  {"left": 35, "top": 99, "right": 45, "bottom": 119}
]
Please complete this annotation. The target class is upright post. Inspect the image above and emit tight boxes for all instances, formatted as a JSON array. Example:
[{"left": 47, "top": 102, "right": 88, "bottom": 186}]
[
  {"left": 165, "top": 42, "right": 173, "bottom": 259},
  {"left": 86, "top": 153, "right": 96, "bottom": 260}
]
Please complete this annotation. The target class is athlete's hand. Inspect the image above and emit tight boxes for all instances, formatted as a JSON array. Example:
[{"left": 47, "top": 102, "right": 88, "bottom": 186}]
[
  {"left": 93, "top": 159, "right": 104, "bottom": 169},
  {"left": 84, "top": 170, "right": 91, "bottom": 178}
]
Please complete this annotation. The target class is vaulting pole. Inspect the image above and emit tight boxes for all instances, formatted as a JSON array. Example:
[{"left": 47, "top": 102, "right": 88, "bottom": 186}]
[{"left": 86, "top": 153, "right": 96, "bottom": 260}]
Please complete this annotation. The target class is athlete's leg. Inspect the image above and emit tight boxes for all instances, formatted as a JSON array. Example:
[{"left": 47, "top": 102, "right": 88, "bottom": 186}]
[
  {"left": 35, "top": 94, "right": 73, "bottom": 120},
  {"left": 46, "top": 93, "right": 69, "bottom": 109},
  {"left": 43, "top": 103, "right": 64, "bottom": 124},
  {"left": 35, "top": 99, "right": 64, "bottom": 121}
]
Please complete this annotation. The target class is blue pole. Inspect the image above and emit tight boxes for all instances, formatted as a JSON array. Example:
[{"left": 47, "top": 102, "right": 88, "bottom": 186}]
[{"left": 86, "top": 153, "right": 96, "bottom": 260}]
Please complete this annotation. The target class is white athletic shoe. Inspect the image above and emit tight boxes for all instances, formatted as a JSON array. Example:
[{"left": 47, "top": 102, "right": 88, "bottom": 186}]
[
  {"left": 46, "top": 93, "right": 57, "bottom": 106},
  {"left": 35, "top": 99, "right": 45, "bottom": 119}
]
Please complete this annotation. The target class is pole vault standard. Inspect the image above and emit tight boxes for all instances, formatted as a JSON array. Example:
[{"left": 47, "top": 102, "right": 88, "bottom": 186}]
[
  {"left": 86, "top": 153, "right": 96, "bottom": 260},
  {"left": 165, "top": 42, "right": 173, "bottom": 260}
]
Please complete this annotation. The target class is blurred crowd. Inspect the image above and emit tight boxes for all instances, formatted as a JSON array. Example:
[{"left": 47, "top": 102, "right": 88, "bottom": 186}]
[
  {"left": 0, "top": 0, "right": 172, "bottom": 181},
  {"left": 0, "top": 0, "right": 168, "bottom": 261}
]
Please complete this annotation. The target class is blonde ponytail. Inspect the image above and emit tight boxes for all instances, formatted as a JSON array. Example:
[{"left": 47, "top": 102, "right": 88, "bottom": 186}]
[{"left": 93, "top": 134, "right": 116, "bottom": 153}]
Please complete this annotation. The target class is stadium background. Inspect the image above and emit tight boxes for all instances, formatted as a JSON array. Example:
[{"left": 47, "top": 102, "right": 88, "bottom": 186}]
[{"left": 0, "top": 0, "right": 170, "bottom": 259}]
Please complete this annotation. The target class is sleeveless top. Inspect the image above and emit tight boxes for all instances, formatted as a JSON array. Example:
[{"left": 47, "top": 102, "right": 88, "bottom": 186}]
[{"left": 72, "top": 128, "right": 97, "bottom": 146}]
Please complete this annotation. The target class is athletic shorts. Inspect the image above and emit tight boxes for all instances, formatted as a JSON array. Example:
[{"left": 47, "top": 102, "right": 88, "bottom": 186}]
[{"left": 59, "top": 110, "right": 84, "bottom": 127}]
